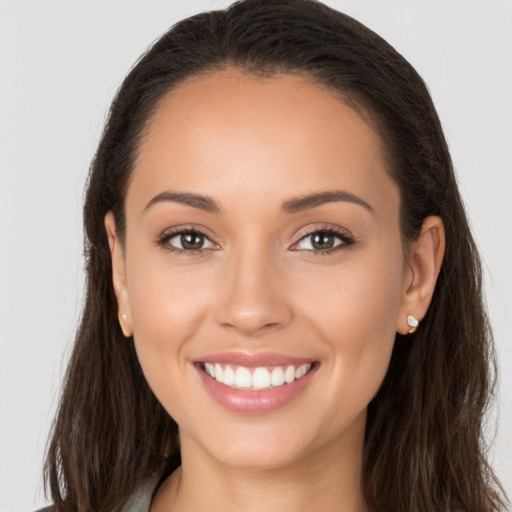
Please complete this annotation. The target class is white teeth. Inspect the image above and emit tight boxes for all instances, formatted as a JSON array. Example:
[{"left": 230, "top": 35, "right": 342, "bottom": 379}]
[
  {"left": 203, "top": 362, "right": 312, "bottom": 391},
  {"left": 252, "top": 368, "right": 271, "bottom": 389},
  {"left": 214, "top": 363, "right": 224, "bottom": 382},
  {"left": 205, "top": 362, "right": 215, "bottom": 378},
  {"left": 223, "top": 365, "right": 235, "bottom": 386},
  {"left": 284, "top": 365, "right": 295, "bottom": 383},
  {"left": 295, "top": 363, "right": 309, "bottom": 379},
  {"left": 234, "top": 367, "right": 252, "bottom": 389},
  {"left": 271, "top": 367, "right": 285, "bottom": 386}
]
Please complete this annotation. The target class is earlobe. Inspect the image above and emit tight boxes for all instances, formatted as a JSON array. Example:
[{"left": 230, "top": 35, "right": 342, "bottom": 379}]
[
  {"left": 397, "top": 216, "right": 445, "bottom": 335},
  {"left": 104, "top": 211, "right": 133, "bottom": 338}
]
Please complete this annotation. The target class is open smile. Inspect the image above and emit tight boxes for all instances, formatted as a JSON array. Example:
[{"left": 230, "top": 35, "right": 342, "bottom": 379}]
[
  {"left": 194, "top": 353, "right": 319, "bottom": 413},
  {"left": 202, "top": 362, "right": 313, "bottom": 390}
]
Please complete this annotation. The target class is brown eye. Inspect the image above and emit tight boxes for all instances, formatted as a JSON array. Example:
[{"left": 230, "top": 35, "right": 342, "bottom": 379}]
[
  {"left": 180, "top": 232, "right": 205, "bottom": 250},
  {"left": 292, "top": 228, "right": 354, "bottom": 253},
  {"left": 159, "top": 229, "right": 218, "bottom": 252},
  {"left": 310, "top": 232, "right": 336, "bottom": 250}
]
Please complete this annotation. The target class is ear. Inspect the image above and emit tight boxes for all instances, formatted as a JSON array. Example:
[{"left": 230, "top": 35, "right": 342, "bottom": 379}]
[
  {"left": 104, "top": 211, "right": 133, "bottom": 338},
  {"left": 397, "top": 216, "right": 445, "bottom": 335}
]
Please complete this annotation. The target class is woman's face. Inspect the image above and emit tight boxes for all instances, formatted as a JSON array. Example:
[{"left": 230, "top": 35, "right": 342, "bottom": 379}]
[{"left": 110, "top": 70, "right": 414, "bottom": 469}]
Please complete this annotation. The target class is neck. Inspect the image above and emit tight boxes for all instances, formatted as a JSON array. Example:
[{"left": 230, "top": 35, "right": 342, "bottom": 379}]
[{"left": 151, "top": 421, "right": 368, "bottom": 512}]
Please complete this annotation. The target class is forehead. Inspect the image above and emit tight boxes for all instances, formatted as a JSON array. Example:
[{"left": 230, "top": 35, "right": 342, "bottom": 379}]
[{"left": 128, "top": 69, "right": 399, "bottom": 220}]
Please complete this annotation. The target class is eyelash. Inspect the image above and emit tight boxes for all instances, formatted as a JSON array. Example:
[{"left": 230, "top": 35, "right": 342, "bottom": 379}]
[
  {"left": 156, "top": 226, "right": 216, "bottom": 255},
  {"left": 291, "top": 226, "right": 355, "bottom": 255},
  {"left": 155, "top": 225, "right": 355, "bottom": 256}
]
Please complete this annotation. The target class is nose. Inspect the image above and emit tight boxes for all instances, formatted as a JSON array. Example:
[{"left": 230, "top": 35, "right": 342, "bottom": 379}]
[{"left": 215, "top": 245, "right": 294, "bottom": 337}]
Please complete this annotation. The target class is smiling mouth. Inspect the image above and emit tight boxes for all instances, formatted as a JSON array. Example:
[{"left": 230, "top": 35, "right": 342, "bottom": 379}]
[{"left": 200, "top": 362, "right": 314, "bottom": 391}]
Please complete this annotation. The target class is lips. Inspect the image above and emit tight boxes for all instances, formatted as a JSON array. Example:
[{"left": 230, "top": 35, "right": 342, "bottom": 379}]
[
  {"left": 194, "top": 351, "right": 315, "bottom": 367},
  {"left": 194, "top": 352, "right": 318, "bottom": 413}
]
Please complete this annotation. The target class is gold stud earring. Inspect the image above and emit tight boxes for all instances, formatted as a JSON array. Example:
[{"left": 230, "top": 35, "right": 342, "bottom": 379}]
[{"left": 407, "top": 314, "right": 419, "bottom": 334}]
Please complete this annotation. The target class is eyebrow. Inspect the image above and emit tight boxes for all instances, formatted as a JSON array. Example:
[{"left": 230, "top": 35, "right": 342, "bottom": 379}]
[
  {"left": 281, "top": 190, "right": 373, "bottom": 214},
  {"left": 143, "top": 189, "right": 373, "bottom": 215},
  {"left": 144, "top": 191, "right": 222, "bottom": 213}
]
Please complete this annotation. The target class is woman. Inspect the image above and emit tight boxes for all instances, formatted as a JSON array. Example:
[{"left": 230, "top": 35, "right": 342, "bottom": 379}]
[{"left": 40, "top": 0, "right": 508, "bottom": 510}]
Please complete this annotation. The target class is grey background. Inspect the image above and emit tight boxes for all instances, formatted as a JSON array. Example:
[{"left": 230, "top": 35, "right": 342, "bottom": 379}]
[{"left": 1, "top": 1, "right": 511, "bottom": 510}]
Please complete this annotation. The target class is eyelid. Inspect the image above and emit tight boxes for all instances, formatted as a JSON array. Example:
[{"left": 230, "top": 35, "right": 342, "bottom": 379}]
[
  {"left": 155, "top": 225, "right": 220, "bottom": 253},
  {"left": 289, "top": 224, "right": 355, "bottom": 252},
  {"left": 155, "top": 223, "right": 355, "bottom": 255}
]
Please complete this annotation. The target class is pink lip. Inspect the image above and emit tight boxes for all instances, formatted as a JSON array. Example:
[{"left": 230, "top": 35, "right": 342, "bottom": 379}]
[
  {"left": 194, "top": 357, "right": 318, "bottom": 414},
  {"left": 194, "top": 351, "right": 314, "bottom": 368}
]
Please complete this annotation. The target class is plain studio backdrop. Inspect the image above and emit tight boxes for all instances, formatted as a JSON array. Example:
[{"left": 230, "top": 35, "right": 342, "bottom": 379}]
[{"left": 0, "top": 1, "right": 511, "bottom": 510}]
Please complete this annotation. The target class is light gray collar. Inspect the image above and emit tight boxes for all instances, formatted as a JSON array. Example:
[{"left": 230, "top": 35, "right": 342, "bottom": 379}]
[{"left": 121, "top": 477, "right": 159, "bottom": 512}]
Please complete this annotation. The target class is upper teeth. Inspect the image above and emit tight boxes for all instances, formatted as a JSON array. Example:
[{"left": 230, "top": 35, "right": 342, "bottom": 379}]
[{"left": 203, "top": 363, "right": 312, "bottom": 390}]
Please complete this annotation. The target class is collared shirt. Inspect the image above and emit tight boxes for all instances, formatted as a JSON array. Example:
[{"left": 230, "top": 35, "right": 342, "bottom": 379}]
[{"left": 35, "top": 478, "right": 156, "bottom": 512}]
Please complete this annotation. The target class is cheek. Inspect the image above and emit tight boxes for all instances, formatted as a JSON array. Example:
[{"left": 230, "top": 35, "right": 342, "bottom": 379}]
[
  {"left": 124, "top": 252, "right": 214, "bottom": 400},
  {"left": 293, "top": 248, "right": 404, "bottom": 405},
  {"left": 296, "top": 246, "right": 404, "bottom": 335},
  {"left": 131, "top": 275, "right": 206, "bottom": 344}
]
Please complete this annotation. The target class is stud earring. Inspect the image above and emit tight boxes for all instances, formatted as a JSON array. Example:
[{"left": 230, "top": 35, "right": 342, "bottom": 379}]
[
  {"left": 119, "top": 314, "right": 131, "bottom": 337},
  {"left": 407, "top": 314, "right": 419, "bottom": 334}
]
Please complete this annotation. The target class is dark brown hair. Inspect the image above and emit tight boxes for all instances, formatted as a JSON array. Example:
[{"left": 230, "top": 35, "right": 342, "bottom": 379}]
[{"left": 44, "top": 1, "right": 508, "bottom": 510}]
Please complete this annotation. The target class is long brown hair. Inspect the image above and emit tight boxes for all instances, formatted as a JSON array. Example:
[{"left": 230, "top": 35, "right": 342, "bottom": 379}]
[{"left": 44, "top": 1, "right": 508, "bottom": 510}]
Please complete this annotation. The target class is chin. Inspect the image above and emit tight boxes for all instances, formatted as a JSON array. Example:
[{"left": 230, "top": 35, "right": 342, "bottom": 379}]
[
  {"left": 181, "top": 417, "right": 320, "bottom": 470},
  {"left": 209, "top": 440, "right": 308, "bottom": 470}
]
